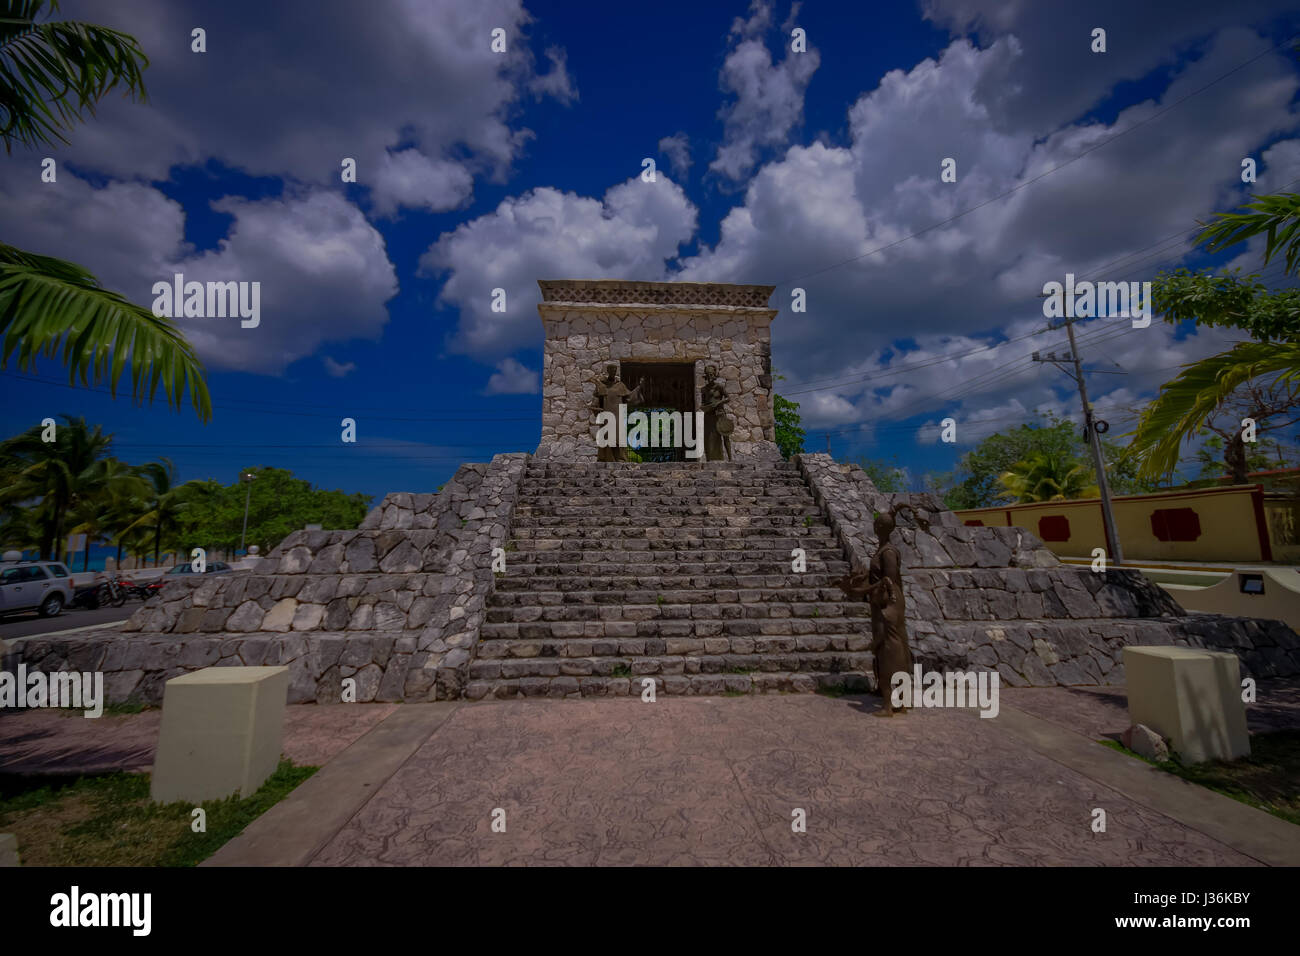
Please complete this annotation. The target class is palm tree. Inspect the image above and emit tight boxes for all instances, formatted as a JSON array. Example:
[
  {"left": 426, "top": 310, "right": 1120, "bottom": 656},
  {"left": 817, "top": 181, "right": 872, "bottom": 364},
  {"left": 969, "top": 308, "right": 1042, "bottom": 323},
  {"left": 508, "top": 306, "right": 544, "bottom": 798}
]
[
  {"left": 1127, "top": 192, "right": 1300, "bottom": 480},
  {"left": 0, "top": 414, "right": 111, "bottom": 559},
  {"left": 121, "top": 459, "right": 195, "bottom": 567},
  {"left": 1000, "top": 451, "right": 1100, "bottom": 503},
  {"left": 1197, "top": 192, "right": 1300, "bottom": 276},
  {"left": 0, "top": 1, "right": 211, "bottom": 420},
  {"left": 65, "top": 456, "right": 147, "bottom": 570}
]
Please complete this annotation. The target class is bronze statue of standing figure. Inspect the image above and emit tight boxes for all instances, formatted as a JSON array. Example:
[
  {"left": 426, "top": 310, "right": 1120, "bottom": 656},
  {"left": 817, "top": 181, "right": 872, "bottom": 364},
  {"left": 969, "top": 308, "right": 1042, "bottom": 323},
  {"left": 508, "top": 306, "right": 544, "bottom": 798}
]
[
  {"left": 832, "top": 505, "right": 914, "bottom": 716},
  {"left": 700, "top": 365, "right": 733, "bottom": 462},
  {"left": 591, "top": 363, "right": 646, "bottom": 462}
]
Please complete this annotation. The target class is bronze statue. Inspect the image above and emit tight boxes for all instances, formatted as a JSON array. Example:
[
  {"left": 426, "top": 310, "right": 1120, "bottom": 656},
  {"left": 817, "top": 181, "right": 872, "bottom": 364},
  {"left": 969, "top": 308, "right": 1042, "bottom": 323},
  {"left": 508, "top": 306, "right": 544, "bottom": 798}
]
[
  {"left": 700, "top": 365, "right": 733, "bottom": 462},
  {"left": 591, "top": 363, "right": 646, "bottom": 462},
  {"left": 832, "top": 505, "right": 914, "bottom": 716}
]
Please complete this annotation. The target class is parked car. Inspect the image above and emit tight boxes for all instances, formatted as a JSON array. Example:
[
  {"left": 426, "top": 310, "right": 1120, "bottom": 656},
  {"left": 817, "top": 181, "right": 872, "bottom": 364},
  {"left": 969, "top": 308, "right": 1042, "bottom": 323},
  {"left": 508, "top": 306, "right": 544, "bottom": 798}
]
[
  {"left": 0, "top": 560, "right": 76, "bottom": 617},
  {"left": 127, "top": 561, "right": 235, "bottom": 601},
  {"left": 164, "top": 561, "right": 234, "bottom": 576}
]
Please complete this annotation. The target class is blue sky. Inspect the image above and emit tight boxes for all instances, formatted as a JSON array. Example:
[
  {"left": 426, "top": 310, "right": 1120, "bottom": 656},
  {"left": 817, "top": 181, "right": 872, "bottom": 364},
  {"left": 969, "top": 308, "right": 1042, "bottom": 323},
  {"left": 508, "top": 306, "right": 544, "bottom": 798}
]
[{"left": 2, "top": 0, "right": 1298, "bottom": 503}]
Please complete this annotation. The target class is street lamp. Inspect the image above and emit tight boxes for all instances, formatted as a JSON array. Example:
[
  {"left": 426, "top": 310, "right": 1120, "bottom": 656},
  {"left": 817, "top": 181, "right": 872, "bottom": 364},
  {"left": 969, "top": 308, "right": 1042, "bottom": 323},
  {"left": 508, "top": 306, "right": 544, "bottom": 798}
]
[{"left": 239, "top": 472, "right": 256, "bottom": 555}]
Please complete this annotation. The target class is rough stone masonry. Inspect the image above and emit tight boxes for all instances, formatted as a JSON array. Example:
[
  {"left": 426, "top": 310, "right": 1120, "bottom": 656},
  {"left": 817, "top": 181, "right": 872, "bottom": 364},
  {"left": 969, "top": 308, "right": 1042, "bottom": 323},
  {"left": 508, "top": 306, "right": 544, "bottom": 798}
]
[{"left": 5, "top": 282, "right": 1298, "bottom": 704}]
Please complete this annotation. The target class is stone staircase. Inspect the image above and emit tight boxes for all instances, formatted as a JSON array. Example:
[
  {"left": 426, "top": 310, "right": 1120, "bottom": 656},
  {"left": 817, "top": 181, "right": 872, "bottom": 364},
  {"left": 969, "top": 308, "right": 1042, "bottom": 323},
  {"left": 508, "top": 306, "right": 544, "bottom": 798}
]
[
  {"left": 12, "top": 453, "right": 1299, "bottom": 707},
  {"left": 465, "top": 460, "right": 875, "bottom": 699}
]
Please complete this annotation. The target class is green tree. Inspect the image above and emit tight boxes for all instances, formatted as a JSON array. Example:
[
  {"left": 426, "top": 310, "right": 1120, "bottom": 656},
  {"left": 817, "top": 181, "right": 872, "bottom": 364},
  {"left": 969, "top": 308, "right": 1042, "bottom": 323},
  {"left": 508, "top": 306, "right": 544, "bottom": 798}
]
[
  {"left": 1192, "top": 434, "right": 1283, "bottom": 480},
  {"left": 120, "top": 459, "right": 192, "bottom": 566},
  {"left": 0, "top": 414, "right": 111, "bottom": 559},
  {"left": 0, "top": 1, "right": 211, "bottom": 420},
  {"left": 856, "top": 456, "right": 907, "bottom": 492},
  {"left": 1128, "top": 191, "right": 1300, "bottom": 481},
  {"left": 176, "top": 467, "right": 371, "bottom": 555},
  {"left": 941, "top": 417, "right": 1079, "bottom": 509},
  {"left": 774, "top": 393, "right": 805, "bottom": 459},
  {"left": 65, "top": 456, "right": 147, "bottom": 570},
  {"left": 999, "top": 451, "right": 1099, "bottom": 503}
]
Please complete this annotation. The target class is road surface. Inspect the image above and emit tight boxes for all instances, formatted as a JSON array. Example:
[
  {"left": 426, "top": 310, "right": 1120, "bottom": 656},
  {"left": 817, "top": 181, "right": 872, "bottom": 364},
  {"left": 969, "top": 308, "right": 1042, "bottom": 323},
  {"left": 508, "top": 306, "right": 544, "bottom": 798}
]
[{"left": 0, "top": 602, "right": 137, "bottom": 640}]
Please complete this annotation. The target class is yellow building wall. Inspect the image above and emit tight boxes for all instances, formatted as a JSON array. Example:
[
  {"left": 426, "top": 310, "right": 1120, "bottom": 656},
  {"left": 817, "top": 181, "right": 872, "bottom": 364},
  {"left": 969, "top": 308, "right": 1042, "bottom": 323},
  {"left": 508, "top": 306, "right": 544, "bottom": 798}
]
[{"left": 955, "top": 486, "right": 1270, "bottom": 563}]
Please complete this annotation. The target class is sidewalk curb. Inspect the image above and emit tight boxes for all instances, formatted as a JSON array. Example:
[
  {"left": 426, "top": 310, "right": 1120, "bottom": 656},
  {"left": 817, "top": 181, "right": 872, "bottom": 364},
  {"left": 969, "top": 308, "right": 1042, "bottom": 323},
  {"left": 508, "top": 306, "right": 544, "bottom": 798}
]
[
  {"left": 995, "top": 703, "right": 1300, "bottom": 866},
  {"left": 2, "top": 620, "right": 121, "bottom": 648},
  {"left": 202, "top": 702, "right": 459, "bottom": 867}
]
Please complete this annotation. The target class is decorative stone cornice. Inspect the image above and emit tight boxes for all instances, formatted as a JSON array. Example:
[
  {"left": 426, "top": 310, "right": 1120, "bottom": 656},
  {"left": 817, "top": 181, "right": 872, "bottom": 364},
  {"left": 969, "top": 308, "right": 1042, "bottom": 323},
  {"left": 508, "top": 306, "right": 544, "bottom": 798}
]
[{"left": 538, "top": 279, "right": 775, "bottom": 310}]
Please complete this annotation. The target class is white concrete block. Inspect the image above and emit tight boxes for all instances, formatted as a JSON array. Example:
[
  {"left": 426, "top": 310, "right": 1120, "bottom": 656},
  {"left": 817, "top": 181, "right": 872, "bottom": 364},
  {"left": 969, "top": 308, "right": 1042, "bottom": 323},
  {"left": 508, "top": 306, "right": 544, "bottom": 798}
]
[
  {"left": 1123, "top": 646, "right": 1250, "bottom": 764},
  {"left": 150, "top": 666, "right": 289, "bottom": 804}
]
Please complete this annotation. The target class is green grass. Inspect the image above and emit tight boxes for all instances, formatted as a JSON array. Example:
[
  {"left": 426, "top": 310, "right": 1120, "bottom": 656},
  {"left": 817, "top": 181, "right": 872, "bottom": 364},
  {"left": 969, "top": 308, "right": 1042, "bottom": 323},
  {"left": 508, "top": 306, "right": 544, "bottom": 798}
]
[
  {"left": 1101, "top": 730, "right": 1300, "bottom": 827},
  {"left": 0, "top": 759, "right": 317, "bottom": 866},
  {"left": 102, "top": 698, "right": 150, "bottom": 717},
  {"left": 611, "top": 664, "right": 632, "bottom": 678}
]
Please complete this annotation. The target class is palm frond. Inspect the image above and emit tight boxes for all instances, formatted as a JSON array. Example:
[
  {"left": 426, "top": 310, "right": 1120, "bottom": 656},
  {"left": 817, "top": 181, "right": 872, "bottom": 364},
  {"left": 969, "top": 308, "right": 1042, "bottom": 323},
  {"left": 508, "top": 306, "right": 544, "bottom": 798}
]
[
  {"left": 1125, "top": 342, "right": 1300, "bottom": 479},
  {"left": 0, "top": 0, "right": 149, "bottom": 151},
  {"left": 1197, "top": 192, "right": 1300, "bottom": 277},
  {"left": 0, "top": 243, "right": 212, "bottom": 421}
]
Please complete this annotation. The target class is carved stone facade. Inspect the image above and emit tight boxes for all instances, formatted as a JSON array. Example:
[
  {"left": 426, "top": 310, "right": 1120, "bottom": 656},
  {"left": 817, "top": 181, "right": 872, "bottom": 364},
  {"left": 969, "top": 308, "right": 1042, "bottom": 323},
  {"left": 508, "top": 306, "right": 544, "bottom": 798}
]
[{"left": 535, "top": 279, "right": 780, "bottom": 460}]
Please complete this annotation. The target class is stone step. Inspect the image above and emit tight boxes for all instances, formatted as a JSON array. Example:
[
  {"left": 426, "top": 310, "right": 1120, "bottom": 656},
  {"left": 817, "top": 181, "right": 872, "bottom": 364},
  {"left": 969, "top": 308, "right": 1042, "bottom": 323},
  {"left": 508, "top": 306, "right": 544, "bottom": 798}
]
[
  {"left": 512, "top": 496, "right": 816, "bottom": 512},
  {"left": 478, "top": 616, "right": 871, "bottom": 641},
  {"left": 463, "top": 670, "right": 872, "bottom": 701},
  {"left": 509, "top": 514, "right": 825, "bottom": 529},
  {"left": 516, "top": 475, "right": 810, "bottom": 489},
  {"left": 524, "top": 463, "right": 800, "bottom": 476},
  {"left": 498, "top": 559, "right": 852, "bottom": 576},
  {"left": 495, "top": 572, "right": 848, "bottom": 591},
  {"left": 475, "top": 636, "right": 871, "bottom": 661},
  {"left": 506, "top": 541, "right": 843, "bottom": 557},
  {"left": 508, "top": 534, "right": 831, "bottom": 552},
  {"left": 485, "top": 601, "right": 870, "bottom": 624},
  {"left": 510, "top": 525, "right": 831, "bottom": 540},
  {"left": 471, "top": 650, "right": 873, "bottom": 679},
  {"left": 488, "top": 586, "right": 850, "bottom": 605},
  {"left": 514, "top": 503, "right": 825, "bottom": 518},
  {"left": 502, "top": 547, "right": 847, "bottom": 565}
]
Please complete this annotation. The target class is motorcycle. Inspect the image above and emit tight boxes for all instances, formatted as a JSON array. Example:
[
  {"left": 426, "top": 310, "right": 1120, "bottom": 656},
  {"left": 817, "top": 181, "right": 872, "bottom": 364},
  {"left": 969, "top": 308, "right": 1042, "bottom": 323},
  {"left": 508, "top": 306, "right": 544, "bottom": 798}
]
[{"left": 96, "top": 576, "right": 128, "bottom": 608}]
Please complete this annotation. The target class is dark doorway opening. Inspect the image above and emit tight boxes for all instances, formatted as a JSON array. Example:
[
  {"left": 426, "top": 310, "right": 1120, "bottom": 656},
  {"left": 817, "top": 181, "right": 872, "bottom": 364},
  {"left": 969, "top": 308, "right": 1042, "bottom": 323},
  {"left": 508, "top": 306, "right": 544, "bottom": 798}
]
[{"left": 620, "top": 361, "right": 695, "bottom": 463}]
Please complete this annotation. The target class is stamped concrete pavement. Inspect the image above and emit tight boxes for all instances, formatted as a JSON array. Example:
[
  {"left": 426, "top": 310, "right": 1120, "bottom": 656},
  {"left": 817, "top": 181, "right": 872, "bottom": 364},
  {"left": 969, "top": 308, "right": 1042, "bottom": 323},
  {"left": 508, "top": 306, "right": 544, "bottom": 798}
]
[{"left": 210, "top": 693, "right": 1297, "bottom": 867}]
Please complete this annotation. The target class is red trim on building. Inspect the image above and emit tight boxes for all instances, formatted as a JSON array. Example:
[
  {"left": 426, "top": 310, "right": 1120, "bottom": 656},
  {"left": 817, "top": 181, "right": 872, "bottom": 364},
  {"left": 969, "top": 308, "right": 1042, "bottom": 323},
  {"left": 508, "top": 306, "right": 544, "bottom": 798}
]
[
  {"left": 1150, "top": 507, "right": 1201, "bottom": 542},
  {"left": 1038, "top": 515, "right": 1071, "bottom": 542},
  {"left": 1250, "top": 485, "right": 1273, "bottom": 562}
]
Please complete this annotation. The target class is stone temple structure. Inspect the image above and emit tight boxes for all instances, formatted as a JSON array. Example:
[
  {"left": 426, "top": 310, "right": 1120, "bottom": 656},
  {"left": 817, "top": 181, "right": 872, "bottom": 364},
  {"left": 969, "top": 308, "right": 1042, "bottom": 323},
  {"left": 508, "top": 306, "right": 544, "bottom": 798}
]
[
  {"left": 7, "top": 281, "right": 1300, "bottom": 704},
  {"left": 536, "top": 280, "right": 779, "bottom": 460}
]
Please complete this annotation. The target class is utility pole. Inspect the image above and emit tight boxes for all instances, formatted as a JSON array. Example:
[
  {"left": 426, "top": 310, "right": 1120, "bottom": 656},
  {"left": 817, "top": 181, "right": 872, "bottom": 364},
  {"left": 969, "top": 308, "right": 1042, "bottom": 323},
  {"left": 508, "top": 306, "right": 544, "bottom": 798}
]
[
  {"left": 239, "top": 472, "right": 256, "bottom": 555},
  {"left": 825, "top": 432, "right": 831, "bottom": 456},
  {"left": 1032, "top": 322, "right": 1125, "bottom": 565}
]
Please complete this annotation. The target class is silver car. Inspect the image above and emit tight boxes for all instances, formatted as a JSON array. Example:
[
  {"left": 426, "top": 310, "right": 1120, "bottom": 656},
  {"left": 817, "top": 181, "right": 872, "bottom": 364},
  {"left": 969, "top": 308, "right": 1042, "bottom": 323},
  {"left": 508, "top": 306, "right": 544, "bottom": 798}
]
[{"left": 0, "top": 560, "right": 76, "bottom": 617}]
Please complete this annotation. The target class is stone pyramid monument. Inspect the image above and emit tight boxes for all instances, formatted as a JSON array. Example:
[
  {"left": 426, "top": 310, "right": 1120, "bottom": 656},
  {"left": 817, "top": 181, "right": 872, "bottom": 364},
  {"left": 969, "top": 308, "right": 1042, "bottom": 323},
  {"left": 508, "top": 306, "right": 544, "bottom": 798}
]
[{"left": 11, "top": 281, "right": 1298, "bottom": 703}]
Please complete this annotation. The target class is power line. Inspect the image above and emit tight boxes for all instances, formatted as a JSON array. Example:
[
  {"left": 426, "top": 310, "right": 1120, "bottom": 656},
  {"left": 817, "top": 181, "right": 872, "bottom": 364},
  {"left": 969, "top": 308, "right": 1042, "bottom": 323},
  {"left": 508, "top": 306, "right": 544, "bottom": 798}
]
[{"left": 0, "top": 371, "right": 539, "bottom": 422}]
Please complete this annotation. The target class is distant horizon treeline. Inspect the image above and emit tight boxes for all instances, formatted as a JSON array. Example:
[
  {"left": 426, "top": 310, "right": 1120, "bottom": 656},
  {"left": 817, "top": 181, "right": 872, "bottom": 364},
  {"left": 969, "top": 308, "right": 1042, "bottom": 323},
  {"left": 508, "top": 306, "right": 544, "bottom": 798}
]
[{"left": 0, "top": 416, "right": 372, "bottom": 569}]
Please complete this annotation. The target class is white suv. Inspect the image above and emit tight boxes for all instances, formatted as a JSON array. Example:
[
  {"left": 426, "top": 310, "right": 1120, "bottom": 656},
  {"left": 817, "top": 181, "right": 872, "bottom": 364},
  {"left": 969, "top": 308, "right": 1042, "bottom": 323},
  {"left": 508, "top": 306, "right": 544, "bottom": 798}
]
[{"left": 0, "top": 560, "right": 76, "bottom": 617}]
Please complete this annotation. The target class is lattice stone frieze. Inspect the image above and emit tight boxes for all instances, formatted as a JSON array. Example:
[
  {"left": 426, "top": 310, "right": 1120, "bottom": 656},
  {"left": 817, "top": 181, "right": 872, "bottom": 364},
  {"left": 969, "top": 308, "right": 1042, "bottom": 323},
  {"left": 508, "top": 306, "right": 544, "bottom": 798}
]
[{"left": 539, "top": 279, "right": 774, "bottom": 309}]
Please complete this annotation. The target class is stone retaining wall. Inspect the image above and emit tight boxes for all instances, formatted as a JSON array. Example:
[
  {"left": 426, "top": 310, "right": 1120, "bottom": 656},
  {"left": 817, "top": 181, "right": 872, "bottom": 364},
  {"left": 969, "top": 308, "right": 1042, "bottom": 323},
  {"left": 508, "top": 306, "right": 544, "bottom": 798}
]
[
  {"left": 796, "top": 453, "right": 1300, "bottom": 683},
  {"left": 6, "top": 454, "right": 529, "bottom": 705}
]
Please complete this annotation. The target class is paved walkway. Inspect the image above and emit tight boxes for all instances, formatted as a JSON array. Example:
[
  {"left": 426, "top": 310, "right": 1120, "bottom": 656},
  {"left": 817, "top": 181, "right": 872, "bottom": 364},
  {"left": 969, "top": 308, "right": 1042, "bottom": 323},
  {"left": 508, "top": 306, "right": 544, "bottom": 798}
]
[
  {"left": 0, "top": 704, "right": 397, "bottom": 775},
  {"left": 6, "top": 688, "right": 1298, "bottom": 866},
  {"left": 218, "top": 692, "right": 1297, "bottom": 867}
]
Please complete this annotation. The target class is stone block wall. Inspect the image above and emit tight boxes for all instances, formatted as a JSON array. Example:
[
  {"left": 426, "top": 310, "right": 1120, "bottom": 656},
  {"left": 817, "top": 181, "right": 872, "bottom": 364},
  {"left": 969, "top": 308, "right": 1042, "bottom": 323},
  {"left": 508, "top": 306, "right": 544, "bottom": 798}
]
[
  {"left": 536, "top": 280, "right": 780, "bottom": 460},
  {"left": 11, "top": 454, "right": 530, "bottom": 705},
  {"left": 795, "top": 453, "right": 1300, "bottom": 684}
]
